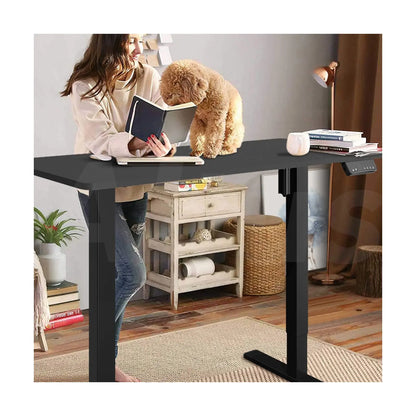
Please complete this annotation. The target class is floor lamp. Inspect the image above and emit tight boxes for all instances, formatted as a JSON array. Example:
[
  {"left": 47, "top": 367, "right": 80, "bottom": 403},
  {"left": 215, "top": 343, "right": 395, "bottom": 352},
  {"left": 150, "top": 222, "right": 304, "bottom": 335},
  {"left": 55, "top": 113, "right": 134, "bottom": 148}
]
[{"left": 310, "top": 61, "right": 344, "bottom": 285}]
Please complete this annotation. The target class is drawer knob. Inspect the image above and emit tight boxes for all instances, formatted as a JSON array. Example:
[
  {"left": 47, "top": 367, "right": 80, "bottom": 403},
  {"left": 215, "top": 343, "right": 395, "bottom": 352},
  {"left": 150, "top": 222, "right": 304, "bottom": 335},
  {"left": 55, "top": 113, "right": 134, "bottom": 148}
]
[{"left": 208, "top": 203, "right": 214, "bottom": 208}]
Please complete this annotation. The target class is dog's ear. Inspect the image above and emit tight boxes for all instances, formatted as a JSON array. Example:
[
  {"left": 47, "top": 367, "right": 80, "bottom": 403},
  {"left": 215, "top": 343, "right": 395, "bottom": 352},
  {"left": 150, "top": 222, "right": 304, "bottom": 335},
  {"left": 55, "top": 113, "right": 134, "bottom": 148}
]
[
  {"left": 197, "top": 78, "right": 209, "bottom": 92},
  {"left": 189, "top": 77, "right": 208, "bottom": 104},
  {"left": 181, "top": 78, "right": 194, "bottom": 99}
]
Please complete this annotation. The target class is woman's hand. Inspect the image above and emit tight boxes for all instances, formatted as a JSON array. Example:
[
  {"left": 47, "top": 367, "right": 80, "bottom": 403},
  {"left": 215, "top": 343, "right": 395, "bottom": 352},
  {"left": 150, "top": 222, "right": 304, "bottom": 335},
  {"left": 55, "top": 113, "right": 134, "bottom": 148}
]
[
  {"left": 147, "top": 132, "right": 176, "bottom": 157},
  {"left": 128, "top": 137, "right": 149, "bottom": 155}
]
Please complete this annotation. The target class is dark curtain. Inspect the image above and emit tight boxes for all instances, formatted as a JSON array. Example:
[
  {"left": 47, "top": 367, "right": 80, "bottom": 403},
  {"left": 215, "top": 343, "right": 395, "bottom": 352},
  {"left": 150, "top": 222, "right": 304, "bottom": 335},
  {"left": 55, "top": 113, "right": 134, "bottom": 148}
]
[{"left": 329, "top": 34, "right": 382, "bottom": 277}]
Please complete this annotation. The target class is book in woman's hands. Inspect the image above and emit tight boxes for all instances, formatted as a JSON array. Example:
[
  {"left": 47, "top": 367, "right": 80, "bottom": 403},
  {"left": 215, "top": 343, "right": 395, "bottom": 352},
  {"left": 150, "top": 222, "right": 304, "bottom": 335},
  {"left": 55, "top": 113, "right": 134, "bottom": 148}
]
[{"left": 125, "top": 95, "right": 197, "bottom": 144}]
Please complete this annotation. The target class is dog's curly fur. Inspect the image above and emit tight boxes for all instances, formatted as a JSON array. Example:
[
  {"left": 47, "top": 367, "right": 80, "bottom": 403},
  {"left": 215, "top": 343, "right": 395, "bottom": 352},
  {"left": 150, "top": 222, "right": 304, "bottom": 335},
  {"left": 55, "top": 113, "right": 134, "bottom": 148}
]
[{"left": 160, "top": 60, "right": 244, "bottom": 158}]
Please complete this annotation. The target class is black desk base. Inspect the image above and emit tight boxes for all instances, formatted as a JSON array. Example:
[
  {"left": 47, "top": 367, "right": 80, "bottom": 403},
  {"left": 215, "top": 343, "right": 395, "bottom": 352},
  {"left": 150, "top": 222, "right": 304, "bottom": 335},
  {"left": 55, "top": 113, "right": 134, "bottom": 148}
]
[
  {"left": 243, "top": 167, "right": 321, "bottom": 382},
  {"left": 244, "top": 350, "right": 320, "bottom": 382}
]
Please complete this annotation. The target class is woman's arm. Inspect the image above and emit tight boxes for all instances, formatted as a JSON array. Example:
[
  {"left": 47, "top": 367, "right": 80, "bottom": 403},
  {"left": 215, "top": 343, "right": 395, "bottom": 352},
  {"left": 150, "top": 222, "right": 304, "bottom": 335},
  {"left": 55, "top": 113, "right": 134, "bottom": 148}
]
[
  {"left": 70, "top": 71, "right": 176, "bottom": 158},
  {"left": 128, "top": 137, "right": 149, "bottom": 155},
  {"left": 71, "top": 81, "right": 137, "bottom": 157}
]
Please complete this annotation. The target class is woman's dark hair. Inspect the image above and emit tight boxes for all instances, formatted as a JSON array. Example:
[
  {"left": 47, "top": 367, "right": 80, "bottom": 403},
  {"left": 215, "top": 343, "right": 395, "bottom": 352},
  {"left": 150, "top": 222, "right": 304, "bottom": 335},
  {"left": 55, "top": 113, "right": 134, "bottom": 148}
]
[{"left": 60, "top": 34, "right": 143, "bottom": 99}]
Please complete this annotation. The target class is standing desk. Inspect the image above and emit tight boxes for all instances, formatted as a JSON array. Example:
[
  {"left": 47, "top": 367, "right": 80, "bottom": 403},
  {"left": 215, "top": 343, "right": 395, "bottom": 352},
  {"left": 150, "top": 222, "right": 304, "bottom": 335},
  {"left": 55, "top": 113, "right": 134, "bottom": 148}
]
[{"left": 34, "top": 138, "right": 381, "bottom": 382}]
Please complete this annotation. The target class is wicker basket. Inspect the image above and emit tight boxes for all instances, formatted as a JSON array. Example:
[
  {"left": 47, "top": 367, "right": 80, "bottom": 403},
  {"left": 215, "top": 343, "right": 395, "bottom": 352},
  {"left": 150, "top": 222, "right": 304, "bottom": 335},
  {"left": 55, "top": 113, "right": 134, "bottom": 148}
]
[{"left": 223, "top": 215, "right": 286, "bottom": 295}]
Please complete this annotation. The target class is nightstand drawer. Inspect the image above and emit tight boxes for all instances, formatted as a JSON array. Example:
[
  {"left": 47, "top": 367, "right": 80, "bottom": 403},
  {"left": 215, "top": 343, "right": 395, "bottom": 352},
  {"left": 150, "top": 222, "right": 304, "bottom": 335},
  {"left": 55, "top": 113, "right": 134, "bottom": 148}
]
[
  {"left": 206, "top": 192, "right": 241, "bottom": 216},
  {"left": 179, "top": 196, "right": 206, "bottom": 219},
  {"left": 178, "top": 192, "right": 241, "bottom": 219}
]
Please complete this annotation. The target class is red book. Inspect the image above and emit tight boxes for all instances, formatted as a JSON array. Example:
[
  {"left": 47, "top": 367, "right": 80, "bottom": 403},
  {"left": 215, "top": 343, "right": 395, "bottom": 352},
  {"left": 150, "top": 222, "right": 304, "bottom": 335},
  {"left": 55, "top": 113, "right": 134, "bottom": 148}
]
[
  {"left": 49, "top": 308, "right": 82, "bottom": 321},
  {"left": 44, "top": 313, "right": 84, "bottom": 331}
]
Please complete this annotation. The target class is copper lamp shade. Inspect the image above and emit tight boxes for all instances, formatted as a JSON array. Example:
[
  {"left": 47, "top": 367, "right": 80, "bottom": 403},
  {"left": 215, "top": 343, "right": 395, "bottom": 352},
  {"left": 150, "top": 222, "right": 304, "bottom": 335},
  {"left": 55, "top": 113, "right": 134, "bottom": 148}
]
[{"left": 313, "top": 61, "right": 338, "bottom": 88}]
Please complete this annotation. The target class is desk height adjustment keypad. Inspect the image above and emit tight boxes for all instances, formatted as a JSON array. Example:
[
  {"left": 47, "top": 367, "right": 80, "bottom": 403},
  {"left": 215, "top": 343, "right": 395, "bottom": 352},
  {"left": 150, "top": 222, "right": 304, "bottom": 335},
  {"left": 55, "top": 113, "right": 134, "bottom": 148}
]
[{"left": 341, "top": 159, "right": 377, "bottom": 176}]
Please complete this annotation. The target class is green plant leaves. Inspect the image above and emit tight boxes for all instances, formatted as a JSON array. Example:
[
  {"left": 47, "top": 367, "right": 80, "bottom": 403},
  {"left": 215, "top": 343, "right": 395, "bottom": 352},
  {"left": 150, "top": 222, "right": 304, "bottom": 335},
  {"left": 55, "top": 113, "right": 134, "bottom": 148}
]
[{"left": 34, "top": 207, "right": 84, "bottom": 246}]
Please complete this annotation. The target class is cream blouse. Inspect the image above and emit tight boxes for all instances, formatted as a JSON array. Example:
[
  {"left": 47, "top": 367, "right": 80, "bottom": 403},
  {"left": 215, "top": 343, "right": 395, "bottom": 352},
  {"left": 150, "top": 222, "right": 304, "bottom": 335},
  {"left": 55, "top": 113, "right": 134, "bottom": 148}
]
[{"left": 71, "top": 64, "right": 164, "bottom": 202}]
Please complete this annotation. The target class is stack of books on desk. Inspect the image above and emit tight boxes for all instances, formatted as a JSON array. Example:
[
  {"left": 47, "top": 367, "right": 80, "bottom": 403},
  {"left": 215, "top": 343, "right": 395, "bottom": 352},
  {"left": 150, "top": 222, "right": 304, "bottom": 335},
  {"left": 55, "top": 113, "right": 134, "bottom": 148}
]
[
  {"left": 45, "top": 281, "right": 83, "bottom": 331},
  {"left": 306, "top": 129, "right": 380, "bottom": 155},
  {"left": 164, "top": 178, "right": 208, "bottom": 192}
]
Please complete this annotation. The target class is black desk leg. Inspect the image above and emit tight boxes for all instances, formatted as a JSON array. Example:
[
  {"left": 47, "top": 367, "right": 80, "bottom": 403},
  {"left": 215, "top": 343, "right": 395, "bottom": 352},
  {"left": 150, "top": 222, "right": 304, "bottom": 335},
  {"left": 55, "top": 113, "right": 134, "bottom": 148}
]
[
  {"left": 88, "top": 189, "right": 115, "bottom": 382},
  {"left": 244, "top": 167, "right": 320, "bottom": 382}
]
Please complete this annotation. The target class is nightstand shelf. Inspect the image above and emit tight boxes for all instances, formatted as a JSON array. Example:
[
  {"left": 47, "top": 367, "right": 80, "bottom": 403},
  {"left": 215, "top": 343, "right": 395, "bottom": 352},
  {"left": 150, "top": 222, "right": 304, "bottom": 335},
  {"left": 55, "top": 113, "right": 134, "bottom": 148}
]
[{"left": 143, "top": 183, "right": 247, "bottom": 309}]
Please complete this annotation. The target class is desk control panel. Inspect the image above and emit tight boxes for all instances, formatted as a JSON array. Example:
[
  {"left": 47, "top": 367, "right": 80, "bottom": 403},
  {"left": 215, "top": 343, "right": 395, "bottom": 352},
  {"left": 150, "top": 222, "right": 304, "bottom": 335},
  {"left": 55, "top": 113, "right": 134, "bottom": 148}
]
[{"left": 341, "top": 159, "right": 377, "bottom": 176}]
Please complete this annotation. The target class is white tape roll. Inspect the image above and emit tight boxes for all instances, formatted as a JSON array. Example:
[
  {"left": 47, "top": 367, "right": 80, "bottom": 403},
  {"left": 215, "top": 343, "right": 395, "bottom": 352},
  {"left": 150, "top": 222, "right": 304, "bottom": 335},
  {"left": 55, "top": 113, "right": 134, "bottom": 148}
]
[{"left": 286, "top": 132, "right": 310, "bottom": 156}]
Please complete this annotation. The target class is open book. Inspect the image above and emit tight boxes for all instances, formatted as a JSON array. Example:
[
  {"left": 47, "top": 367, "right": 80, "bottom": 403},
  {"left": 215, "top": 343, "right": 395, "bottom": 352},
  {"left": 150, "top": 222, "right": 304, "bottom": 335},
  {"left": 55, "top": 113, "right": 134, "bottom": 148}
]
[{"left": 125, "top": 96, "right": 197, "bottom": 144}]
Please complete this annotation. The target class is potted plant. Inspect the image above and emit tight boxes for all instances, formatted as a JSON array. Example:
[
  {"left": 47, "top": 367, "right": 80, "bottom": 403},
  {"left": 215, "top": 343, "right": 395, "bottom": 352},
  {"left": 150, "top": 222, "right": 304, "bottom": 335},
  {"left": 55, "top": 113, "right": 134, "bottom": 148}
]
[{"left": 34, "top": 207, "right": 84, "bottom": 286}]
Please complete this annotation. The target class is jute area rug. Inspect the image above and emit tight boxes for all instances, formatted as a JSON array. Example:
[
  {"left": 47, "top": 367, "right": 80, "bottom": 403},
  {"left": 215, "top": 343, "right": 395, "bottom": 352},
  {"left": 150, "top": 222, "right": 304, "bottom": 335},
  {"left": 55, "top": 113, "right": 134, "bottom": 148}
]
[{"left": 34, "top": 317, "right": 382, "bottom": 382}]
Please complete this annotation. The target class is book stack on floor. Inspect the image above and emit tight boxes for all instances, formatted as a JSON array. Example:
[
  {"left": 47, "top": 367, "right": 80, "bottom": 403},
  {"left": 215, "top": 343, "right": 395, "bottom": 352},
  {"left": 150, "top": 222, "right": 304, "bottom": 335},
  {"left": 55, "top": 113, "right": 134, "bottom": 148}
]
[
  {"left": 164, "top": 178, "right": 208, "bottom": 192},
  {"left": 45, "top": 281, "right": 83, "bottom": 331},
  {"left": 306, "top": 129, "right": 381, "bottom": 155}
]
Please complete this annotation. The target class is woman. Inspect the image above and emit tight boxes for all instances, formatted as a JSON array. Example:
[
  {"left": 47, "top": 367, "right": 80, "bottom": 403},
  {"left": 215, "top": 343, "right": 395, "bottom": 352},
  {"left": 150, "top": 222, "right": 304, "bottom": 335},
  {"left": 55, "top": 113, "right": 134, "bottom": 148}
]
[{"left": 61, "top": 34, "right": 175, "bottom": 381}]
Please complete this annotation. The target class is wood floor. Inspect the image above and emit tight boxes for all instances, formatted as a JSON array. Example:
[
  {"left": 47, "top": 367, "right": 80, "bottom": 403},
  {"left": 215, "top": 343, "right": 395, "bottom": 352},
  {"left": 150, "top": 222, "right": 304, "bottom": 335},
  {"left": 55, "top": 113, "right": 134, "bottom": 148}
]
[{"left": 34, "top": 277, "right": 382, "bottom": 360}]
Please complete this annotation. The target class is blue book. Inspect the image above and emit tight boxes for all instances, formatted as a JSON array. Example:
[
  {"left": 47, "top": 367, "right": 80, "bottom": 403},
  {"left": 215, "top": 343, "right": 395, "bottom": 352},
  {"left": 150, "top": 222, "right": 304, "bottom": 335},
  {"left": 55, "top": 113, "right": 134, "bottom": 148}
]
[
  {"left": 125, "top": 96, "right": 196, "bottom": 144},
  {"left": 306, "top": 129, "right": 363, "bottom": 142}
]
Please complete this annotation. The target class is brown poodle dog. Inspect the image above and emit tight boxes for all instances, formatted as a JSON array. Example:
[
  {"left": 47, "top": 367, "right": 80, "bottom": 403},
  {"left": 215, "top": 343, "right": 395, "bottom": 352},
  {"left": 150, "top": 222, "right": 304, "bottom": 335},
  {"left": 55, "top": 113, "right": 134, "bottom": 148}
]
[{"left": 160, "top": 60, "right": 244, "bottom": 158}]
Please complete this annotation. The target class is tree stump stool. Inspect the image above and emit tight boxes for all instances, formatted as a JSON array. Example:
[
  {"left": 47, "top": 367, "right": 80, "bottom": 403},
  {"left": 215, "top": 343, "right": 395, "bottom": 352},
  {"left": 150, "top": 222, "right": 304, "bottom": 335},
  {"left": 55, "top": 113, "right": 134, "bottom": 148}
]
[{"left": 355, "top": 245, "right": 382, "bottom": 297}]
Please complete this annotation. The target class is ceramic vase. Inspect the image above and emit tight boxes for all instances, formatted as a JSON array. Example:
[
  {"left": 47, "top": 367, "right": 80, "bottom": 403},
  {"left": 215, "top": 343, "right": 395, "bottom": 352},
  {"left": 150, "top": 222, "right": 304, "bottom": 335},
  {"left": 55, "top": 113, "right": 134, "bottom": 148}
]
[
  {"left": 38, "top": 243, "right": 66, "bottom": 286},
  {"left": 286, "top": 132, "right": 310, "bottom": 156}
]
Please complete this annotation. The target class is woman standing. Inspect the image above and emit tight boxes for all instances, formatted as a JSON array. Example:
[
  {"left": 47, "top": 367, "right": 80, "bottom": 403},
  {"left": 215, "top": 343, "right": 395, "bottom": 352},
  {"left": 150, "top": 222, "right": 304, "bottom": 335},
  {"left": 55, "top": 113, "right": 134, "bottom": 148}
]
[{"left": 61, "top": 34, "right": 174, "bottom": 381}]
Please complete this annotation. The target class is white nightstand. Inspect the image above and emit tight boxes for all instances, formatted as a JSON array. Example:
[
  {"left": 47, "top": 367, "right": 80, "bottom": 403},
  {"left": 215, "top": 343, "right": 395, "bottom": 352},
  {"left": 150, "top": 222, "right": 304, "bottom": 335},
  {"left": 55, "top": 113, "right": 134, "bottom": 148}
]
[{"left": 143, "top": 183, "right": 247, "bottom": 309}]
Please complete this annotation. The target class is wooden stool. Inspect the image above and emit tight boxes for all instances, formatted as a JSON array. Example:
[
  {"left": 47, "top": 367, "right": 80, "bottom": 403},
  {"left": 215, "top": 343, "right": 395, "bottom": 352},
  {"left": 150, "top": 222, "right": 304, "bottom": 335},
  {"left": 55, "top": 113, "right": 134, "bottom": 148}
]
[{"left": 355, "top": 245, "right": 382, "bottom": 297}]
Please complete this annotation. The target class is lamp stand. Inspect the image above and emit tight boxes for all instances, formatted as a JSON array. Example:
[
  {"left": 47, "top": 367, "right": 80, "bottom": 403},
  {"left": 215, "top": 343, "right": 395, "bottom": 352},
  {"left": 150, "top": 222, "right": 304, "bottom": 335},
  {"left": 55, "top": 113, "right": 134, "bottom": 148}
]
[{"left": 311, "top": 79, "right": 345, "bottom": 285}]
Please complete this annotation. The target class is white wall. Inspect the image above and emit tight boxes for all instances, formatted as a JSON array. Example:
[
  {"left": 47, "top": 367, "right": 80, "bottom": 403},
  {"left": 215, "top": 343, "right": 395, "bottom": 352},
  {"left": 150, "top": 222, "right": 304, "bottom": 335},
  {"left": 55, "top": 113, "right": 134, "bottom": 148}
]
[{"left": 34, "top": 34, "right": 337, "bottom": 309}]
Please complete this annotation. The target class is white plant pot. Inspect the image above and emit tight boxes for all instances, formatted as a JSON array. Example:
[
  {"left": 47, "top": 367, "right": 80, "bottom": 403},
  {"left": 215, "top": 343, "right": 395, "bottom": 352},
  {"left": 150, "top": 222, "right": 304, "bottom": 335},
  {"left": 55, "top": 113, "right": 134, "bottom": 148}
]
[{"left": 38, "top": 243, "right": 66, "bottom": 286}]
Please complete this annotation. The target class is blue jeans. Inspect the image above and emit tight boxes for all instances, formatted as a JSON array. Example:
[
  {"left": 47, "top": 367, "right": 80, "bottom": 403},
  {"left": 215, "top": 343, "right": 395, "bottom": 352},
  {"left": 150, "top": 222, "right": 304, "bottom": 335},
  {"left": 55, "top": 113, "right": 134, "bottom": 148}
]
[{"left": 78, "top": 192, "right": 148, "bottom": 358}]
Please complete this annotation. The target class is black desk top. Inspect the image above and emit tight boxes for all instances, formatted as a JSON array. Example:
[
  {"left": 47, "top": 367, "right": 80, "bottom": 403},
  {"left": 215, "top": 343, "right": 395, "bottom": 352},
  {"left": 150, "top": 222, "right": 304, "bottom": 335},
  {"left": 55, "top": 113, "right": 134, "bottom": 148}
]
[{"left": 34, "top": 138, "right": 382, "bottom": 190}]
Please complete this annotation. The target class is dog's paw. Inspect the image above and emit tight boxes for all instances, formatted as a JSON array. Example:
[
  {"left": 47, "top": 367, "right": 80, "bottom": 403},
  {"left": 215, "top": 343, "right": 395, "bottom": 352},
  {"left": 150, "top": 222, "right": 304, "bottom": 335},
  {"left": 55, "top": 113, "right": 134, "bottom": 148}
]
[
  {"left": 202, "top": 151, "right": 219, "bottom": 159},
  {"left": 219, "top": 148, "right": 237, "bottom": 156}
]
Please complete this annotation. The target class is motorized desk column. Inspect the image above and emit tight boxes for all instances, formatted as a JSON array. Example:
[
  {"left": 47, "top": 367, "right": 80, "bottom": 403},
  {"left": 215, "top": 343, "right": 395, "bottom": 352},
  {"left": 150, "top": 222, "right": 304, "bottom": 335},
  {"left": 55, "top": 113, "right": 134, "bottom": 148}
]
[{"left": 88, "top": 189, "right": 116, "bottom": 382}]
